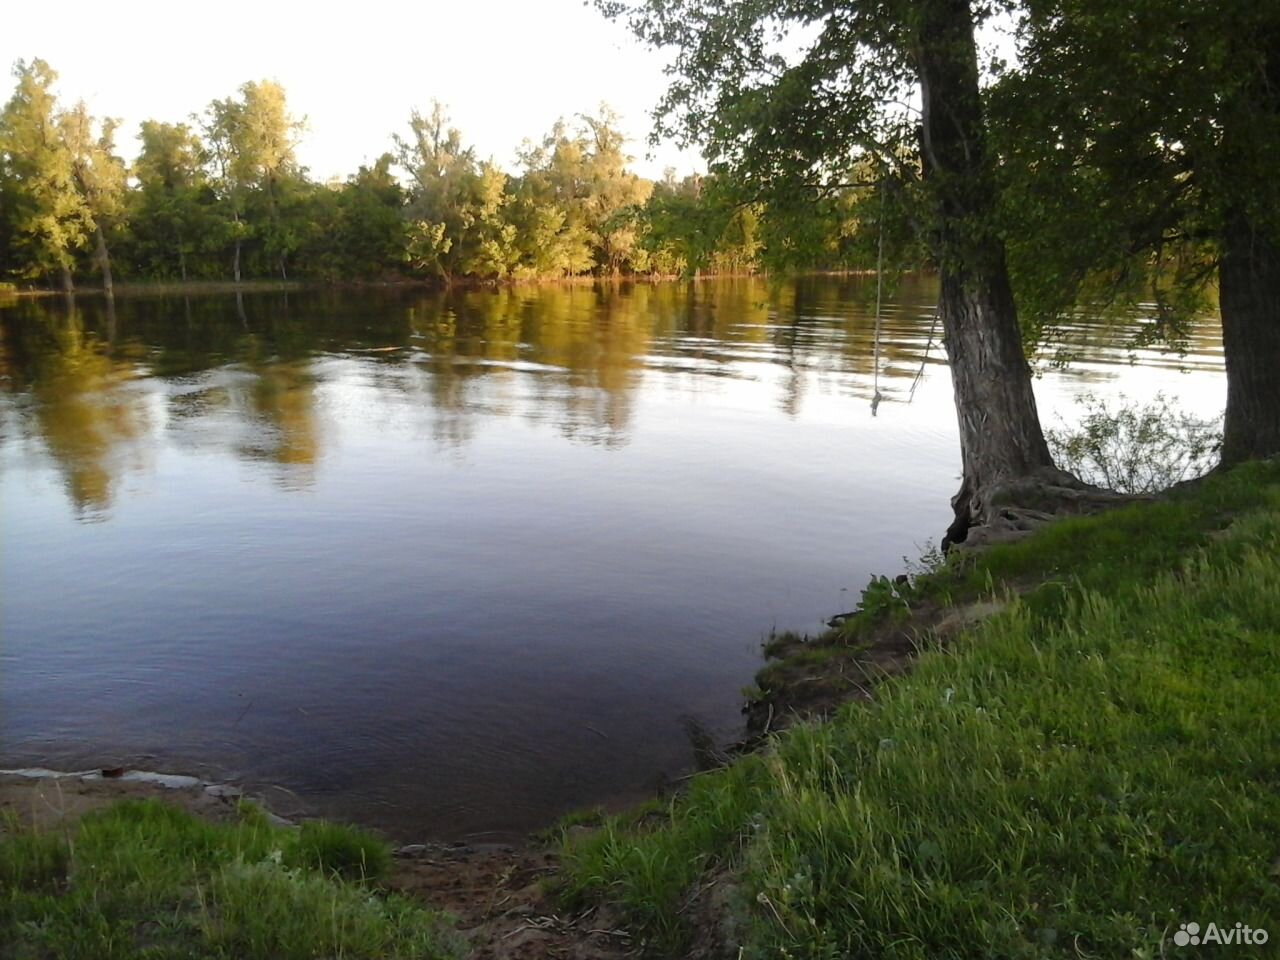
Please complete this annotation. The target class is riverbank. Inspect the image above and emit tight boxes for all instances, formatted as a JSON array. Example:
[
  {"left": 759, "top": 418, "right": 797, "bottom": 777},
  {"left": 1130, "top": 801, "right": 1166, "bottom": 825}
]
[
  {"left": 558, "top": 458, "right": 1280, "bottom": 957},
  {"left": 0, "top": 268, "right": 888, "bottom": 299},
  {"left": 5, "top": 461, "right": 1276, "bottom": 958},
  {"left": 0, "top": 771, "right": 632, "bottom": 960},
  {"left": 0, "top": 273, "right": 728, "bottom": 298},
  {"left": 0, "top": 774, "right": 465, "bottom": 960}
]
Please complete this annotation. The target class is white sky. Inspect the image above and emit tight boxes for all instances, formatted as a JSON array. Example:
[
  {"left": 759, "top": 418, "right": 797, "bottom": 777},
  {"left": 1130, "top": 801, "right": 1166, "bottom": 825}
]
[{"left": 1, "top": 0, "right": 703, "bottom": 181}]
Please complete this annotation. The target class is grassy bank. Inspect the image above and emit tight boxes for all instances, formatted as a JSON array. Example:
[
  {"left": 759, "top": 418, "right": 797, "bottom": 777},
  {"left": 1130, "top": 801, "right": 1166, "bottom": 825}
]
[
  {"left": 559, "top": 461, "right": 1280, "bottom": 957},
  {"left": 0, "top": 798, "right": 462, "bottom": 960}
]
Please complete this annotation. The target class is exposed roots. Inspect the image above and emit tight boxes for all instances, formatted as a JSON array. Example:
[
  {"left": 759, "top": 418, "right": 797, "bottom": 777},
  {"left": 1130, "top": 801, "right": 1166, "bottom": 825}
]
[{"left": 946, "top": 469, "right": 1146, "bottom": 551}]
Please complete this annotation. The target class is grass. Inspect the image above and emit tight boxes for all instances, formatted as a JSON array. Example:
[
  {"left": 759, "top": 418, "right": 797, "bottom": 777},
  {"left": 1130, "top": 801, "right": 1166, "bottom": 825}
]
[
  {"left": 0, "top": 799, "right": 462, "bottom": 960},
  {"left": 560, "top": 460, "right": 1280, "bottom": 958}
]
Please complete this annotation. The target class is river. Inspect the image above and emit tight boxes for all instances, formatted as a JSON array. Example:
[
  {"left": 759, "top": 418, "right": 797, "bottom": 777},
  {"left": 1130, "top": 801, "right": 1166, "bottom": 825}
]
[{"left": 0, "top": 276, "right": 1224, "bottom": 838}]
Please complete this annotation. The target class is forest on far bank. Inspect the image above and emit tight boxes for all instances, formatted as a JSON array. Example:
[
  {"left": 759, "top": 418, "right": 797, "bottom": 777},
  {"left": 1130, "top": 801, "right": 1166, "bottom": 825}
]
[{"left": 0, "top": 61, "right": 882, "bottom": 292}]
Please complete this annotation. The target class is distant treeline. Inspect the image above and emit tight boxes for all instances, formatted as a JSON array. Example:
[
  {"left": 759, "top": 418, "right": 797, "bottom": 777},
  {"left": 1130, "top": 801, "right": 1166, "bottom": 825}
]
[{"left": 0, "top": 61, "right": 882, "bottom": 291}]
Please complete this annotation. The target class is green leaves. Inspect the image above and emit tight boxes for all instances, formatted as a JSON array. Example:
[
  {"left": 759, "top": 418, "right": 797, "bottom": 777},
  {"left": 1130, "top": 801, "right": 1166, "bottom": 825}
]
[
  {"left": 0, "top": 59, "right": 92, "bottom": 279},
  {"left": 1045, "top": 393, "right": 1222, "bottom": 494},
  {"left": 992, "top": 0, "right": 1280, "bottom": 348},
  {"left": 2, "top": 52, "right": 914, "bottom": 284}
]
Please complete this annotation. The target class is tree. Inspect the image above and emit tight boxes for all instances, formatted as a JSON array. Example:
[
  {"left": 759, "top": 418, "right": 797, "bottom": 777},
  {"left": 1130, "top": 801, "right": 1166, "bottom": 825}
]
[
  {"left": 641, "top": 171, "right": 720, "bottom": 275},
  {"left": 202, "top": 80, "right": 303, "bottom": 281},
  {"left": 395, "top": 101, "right": 479, "bottom": 282},
  {"left": 203, "top": 97, "right": 250, "bottom": 282},
  {"left": 59, "top": 102, "right": 127, "bottom": 293},
  {"left": 298, "top": 154, "right": 406, "bottom": 280},
  {"left": 0, "top": 59, "right": 91, "bottom": 289},
  {"left": 599, "top": 0, "right": 1081, "bottom": 541},
  {"left": 511, "top": 119, "right": 596, "bottom": 277},
  {"left": 458, "top": 161, "right": 519, "bottom": 279},
  {"left": 512, "top": 109, "right": 652, "bottom": 277},
  {"left": 578, "top": 108, "right": 654, "bottom": 273},
  {"left": 395, "top": 104, "right": 525, "bottom": 282},
  {"left": 130, "top": 120, "right": 216, "bottom": 280},
  {"left": 640, "top": 171, "right": 772, "bottom": 276},
  {"left": 998, "top": 0, "right": 1280, "bottom": 467}
]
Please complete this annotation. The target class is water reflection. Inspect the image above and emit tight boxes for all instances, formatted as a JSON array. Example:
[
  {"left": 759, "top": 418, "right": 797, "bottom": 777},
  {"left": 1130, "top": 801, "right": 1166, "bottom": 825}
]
[
  {"left": 0, "top": 277, "right": 1226, "bottom": 838},
  {"left": 3, "top": 277, "right": 1222, "bottom": 519},
  {"left": 2, "top": 303, "right": 152, "bottom": 519}
]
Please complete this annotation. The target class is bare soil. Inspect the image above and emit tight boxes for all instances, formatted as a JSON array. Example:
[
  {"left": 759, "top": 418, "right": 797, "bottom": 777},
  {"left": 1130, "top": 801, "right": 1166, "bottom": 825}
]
[{"left": 388, "top": 840, "right": 635, "bottom": 960}]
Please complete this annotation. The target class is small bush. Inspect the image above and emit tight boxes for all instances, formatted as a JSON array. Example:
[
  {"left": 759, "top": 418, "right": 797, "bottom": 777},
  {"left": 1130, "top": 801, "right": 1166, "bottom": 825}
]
[
  {"left": 1046, "top": 392, "right": 1221, "bottom": 493},
  {"left": 856, "top": 574, "right": 911, "bottom": 618},
  {"left": 902, "top": 539, "right": 946, "bottom": 584}
]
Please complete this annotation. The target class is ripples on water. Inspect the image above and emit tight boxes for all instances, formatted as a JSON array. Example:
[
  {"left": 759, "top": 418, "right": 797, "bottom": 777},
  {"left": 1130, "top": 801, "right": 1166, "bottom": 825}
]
[{"left": 0, "top": 276, "right": 1224, "bottom": 837}]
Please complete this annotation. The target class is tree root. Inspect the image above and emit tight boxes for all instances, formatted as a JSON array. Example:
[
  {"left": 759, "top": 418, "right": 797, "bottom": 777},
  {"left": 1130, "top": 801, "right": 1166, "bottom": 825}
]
[{"left": 947, "top": 469, "right": 1147, "bottom": 551}]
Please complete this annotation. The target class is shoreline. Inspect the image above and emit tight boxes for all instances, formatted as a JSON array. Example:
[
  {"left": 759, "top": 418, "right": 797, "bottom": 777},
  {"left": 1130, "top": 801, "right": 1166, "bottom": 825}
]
[
  {"left": 0, "top": 268, "right": 887, "bottom": 299},
  {"left": 0, "top": 766, "right": 287, "bottom": 830},
  {"left": 0, "top": 764, "right": 636, "bottom": 959},
  {"left": 0, "top": 751, "right": 696, "bottom": 847},
  {"left": 7, "top": 461, "right": 1278, "bottom": 957},
  {"left": 554, "top": 460, "right": 1280, "bottom": 956}
]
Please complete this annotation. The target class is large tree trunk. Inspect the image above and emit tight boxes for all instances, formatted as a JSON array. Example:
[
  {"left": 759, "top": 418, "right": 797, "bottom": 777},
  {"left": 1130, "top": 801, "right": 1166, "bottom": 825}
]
[
  {"left": 916, "top": 0, "right": 1062, "bottom": 546},
  {"left": 1219, "top": 211, "right": 1280, "bottom": 465},
  {"left": 59, "top": 263, "right": 75, "bottom": 294},
  {"left": 94, "top": 224, "right": 114, "bottom": 296},
  {"left": 233, "top": 238, "right": 243, "bottom": 284},
  {"left": 1217, "top": 26, "right": 1280, "bottom": 467}
]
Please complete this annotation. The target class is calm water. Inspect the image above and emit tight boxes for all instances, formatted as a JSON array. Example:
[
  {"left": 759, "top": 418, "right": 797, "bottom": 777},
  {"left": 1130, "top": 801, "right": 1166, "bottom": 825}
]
[{"left": 0, "top": 277, "right": 1224, "bottom": 838}]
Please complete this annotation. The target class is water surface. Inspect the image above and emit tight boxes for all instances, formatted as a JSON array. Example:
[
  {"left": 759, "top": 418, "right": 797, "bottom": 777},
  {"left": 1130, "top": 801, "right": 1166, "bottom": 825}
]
[{"left": 0, "top": 277, "right": 1224, "bottom": 837}]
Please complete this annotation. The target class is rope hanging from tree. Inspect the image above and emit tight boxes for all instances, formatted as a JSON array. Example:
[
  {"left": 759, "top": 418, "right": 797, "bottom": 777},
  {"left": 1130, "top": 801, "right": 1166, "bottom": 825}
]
[
  {"left": 871, "top": 180, "right": 886, "bottom": 417},
  {"left": 909, "top": 307, "right": 940, "bottom": 403}
]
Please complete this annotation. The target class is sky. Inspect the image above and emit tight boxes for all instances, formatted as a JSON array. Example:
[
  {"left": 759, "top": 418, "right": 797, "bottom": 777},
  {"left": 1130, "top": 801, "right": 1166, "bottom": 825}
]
[{"left": 1, "top": 0, "right": 703, "bottom": 181}]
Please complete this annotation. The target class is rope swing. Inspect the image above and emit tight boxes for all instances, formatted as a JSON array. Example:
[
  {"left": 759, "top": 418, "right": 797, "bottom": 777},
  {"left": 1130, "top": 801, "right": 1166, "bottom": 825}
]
[{"left": 871, "top": 180, "right": 886, "bottom": 417}]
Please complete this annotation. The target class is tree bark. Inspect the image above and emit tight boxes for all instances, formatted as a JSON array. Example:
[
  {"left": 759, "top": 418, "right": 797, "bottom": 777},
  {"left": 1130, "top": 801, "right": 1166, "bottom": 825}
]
[
  {"left": 916, "top": 0, "right": 1061, "bottom": 545},
  {"left": 94, "top": 224, "right": 114, "bottom": 296},
  {"left": 59, "top": 262, "right": 75, "bottom": 294},
  {"left": 1217, "top": 25, "right": 1280, "bottom": 467},
  {"left": 1219, "top": 210, "right": 1280, "bottom": 465},
  {"left": 233, "top": 238, "right": 242, "bottom": 284}
]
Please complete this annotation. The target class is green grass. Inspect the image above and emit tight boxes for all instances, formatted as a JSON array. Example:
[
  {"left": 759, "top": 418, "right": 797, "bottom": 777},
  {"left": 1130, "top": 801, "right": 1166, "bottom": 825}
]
[
  {"left": 755, "top": 644, "right": 860, "bottom": 689},
  {"left": 0, "top": 799, "right": 462, "bottom": 960},
  {"left": 920, "top": 462, "right": 1280, "bottom": 614},
  {"left": 560, "top": 461, "right": 1280, "bottom": 958}
]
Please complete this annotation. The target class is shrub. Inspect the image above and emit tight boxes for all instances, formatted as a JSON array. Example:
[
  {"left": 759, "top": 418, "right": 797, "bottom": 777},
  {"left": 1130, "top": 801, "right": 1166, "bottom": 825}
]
[{"left": 1046, "top": 392, "right": 1221, "bottom": 493}]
